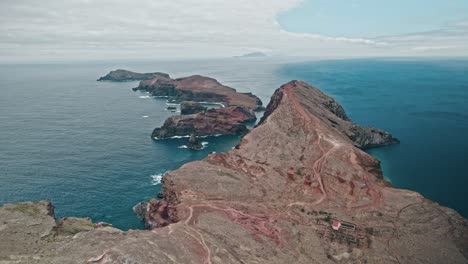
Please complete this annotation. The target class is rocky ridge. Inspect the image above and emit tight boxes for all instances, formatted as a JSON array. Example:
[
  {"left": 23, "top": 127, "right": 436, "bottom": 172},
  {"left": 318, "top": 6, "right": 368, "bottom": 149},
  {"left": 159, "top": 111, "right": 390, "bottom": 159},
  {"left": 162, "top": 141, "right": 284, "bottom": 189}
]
[
  {"left": 1, "top": 80, "right": 466, "bottom": 264},
  {"left": 133, "top": 75, "right": 264, "bottom": 110},
  {"left": 258, "top": 81, "right": 399, "bottom": 149}
]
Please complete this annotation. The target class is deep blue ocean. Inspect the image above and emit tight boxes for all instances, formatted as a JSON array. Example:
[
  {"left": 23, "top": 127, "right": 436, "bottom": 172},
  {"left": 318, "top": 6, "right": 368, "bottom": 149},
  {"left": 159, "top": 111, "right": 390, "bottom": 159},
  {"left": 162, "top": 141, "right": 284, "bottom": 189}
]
[{"left": 1, "top": 58, "right": 467, "bottom": 230}]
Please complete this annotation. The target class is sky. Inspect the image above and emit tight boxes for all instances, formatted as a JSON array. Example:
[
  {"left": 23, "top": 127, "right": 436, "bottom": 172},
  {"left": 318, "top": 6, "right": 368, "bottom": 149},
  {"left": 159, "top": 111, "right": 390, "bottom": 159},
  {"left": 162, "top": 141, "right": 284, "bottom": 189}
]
[{"left": 0, "top": 0, "right": 467, "bottom": 61}]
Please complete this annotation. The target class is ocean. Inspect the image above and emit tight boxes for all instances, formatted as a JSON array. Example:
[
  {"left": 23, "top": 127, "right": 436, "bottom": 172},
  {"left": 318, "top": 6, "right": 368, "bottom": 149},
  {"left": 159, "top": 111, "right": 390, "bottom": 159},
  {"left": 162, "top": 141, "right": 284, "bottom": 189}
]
[{"left": 1, "top": 58, "right": 467, "bottom": 230}]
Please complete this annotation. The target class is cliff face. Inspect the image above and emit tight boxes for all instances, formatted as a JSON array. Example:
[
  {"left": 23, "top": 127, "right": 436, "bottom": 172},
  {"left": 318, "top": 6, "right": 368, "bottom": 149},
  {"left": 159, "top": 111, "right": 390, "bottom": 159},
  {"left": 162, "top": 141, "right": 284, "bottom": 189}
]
[
  {"left": 133, "top": 75, "right": 264, "bottom": 110},
  {"left": 97, "top": 69, "right": 170, "bottom": 81},
  {"left": 1, "top": 81, "right": 467, "bottom": 264}
]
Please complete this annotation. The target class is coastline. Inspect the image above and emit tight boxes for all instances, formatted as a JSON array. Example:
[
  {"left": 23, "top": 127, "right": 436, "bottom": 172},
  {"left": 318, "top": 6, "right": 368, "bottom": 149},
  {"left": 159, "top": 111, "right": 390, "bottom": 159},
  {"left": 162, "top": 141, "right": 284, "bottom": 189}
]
[{"left": 1, "top": 78, "right": 466, "bottom": 263}]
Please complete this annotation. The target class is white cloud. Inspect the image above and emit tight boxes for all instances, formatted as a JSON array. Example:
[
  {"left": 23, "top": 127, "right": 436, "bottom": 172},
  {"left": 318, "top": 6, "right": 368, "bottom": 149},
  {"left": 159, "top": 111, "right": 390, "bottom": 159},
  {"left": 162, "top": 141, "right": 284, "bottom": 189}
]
[
  {"left": 0, "top": 0, "right": 466, "bottom": 61},
  {"left": 412, "top": 46, "right": 457, "bottom": 52},
  {"left": 375, "top": 21, "right": 468, "bottom": 55}
]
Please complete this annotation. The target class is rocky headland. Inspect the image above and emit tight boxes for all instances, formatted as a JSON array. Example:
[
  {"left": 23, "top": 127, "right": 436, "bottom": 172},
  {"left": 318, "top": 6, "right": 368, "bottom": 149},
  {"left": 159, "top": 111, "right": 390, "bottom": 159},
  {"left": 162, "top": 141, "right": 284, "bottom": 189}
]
[
  {"left": 1, "top": 80, "right": 466, "bottom": 264},
  {"left": 97, "top": 69, "right": 170, "bottom": 82},
  {"left": 152, "top": 106, "right": 256, "bottom": 139},
  {"left": 133, "top": 74, "right": 264, "bottom": 110}
]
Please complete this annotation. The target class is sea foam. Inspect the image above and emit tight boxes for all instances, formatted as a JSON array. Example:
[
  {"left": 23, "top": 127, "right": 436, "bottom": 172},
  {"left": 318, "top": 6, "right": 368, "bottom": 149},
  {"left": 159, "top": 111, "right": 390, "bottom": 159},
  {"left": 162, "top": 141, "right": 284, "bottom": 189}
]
[
  {"left": 177, "top": 141, "right": 209, "bottom": 150},
  {"left": 153, "top": 134, "right": 223, "bottom": 140},
  {"left": 150, "top": 173, "right": 164, "bottom": 185}
]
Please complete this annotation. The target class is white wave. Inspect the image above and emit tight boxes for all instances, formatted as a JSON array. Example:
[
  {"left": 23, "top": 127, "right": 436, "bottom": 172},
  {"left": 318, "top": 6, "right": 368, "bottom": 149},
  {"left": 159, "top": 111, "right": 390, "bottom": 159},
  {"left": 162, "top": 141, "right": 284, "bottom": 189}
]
[
  {"left": 171, "top": 135, "right": 191, "bottom": 139},
  {"left": 139, "top": 95, "right": 151, "bottom": 99},
  {"left": 166, "top": 103, "right": 180, "bottom": 106},
  {"left": 154, "top": 134, "right": 223, "bottom": 140},
  {"left": 197, "top": 134, "right": 222, "bottom": 138},
  {"left": 153, "top": 135, "right": 190, "bottom": 140},
  {"left": 178, "top": 141, "right": 209, "bottom": 150},
  {"left": 198, "top": 102, "right": 225, "bottom": 107},
  {"left": 142, "top": 115, "right": 149, "bottom": 118},
  {"left": 150, "top": 173, "right": 164, "bottom": 186}
]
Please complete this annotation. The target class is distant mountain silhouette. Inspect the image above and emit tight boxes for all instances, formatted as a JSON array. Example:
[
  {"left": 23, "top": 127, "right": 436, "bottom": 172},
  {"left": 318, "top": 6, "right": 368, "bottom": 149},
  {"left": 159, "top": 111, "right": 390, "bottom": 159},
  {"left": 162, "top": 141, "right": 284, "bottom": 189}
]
[{"left": 234, "top": 51, "right": 268, "bottom": 58}]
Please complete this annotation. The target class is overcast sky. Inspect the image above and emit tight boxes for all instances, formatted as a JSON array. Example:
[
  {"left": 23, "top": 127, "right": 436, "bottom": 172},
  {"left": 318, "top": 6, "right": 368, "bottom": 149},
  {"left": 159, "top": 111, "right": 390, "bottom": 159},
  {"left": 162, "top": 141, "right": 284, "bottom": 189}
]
[{"left": 1, "top": 0, "right": 467, "bottom": 61}]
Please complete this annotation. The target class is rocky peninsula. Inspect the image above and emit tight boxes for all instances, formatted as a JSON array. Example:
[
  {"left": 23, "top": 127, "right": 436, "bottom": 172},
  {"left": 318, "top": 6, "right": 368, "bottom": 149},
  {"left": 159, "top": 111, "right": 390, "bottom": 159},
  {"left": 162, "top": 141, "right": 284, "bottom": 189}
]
[
  {"left": 1, "top": 80, "right": 466, "bottom": 264},
  {"left": 133, "top": 74, "right": 264, "bottom": 110},
  {"left": 97, "top": 69, "right": 170, "bottom": 81}
]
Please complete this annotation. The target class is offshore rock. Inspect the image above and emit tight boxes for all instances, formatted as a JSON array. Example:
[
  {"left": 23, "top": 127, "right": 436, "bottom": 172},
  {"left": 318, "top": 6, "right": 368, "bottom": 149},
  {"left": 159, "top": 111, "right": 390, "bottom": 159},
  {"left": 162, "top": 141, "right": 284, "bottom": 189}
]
[
  {"left": 187, "top": 134, "right": 203, "bottom": 150},
  {"left": 152, "top": 106, "right": 255, "bottom": 139},
  {"left": 180, "top": 101, "right": 207, "bottom": 115},
  {"left": 97, "top": 69, "right": 170, "bottom": 82}
]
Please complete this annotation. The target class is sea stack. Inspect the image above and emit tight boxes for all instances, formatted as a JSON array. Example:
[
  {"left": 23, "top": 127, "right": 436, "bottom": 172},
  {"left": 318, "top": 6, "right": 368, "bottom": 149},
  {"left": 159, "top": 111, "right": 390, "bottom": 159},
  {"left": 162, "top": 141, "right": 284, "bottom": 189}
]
[{"left": 186, "top": 134, "right": 203, "bottom": 150}]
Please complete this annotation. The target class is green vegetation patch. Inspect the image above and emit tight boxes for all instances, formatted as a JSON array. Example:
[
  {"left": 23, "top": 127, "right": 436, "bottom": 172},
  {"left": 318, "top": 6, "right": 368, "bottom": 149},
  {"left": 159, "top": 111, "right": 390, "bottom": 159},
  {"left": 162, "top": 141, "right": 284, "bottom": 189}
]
[
  {"left": 5, "top": 203, "right": 42, "bottom": 217},
  {"left": 56, "top": 217, "right": 95, "bottom": 235}
]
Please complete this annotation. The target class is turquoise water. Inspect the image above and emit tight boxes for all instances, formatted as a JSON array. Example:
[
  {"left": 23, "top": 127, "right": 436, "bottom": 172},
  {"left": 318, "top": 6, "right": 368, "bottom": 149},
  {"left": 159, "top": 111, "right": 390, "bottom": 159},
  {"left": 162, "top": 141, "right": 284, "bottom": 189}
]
[
  {"left": 0, "top": 60, "right": 282, "bottom": 230},
  {"left": 0, "top": 58, "right": 467, "bottom": 230}
]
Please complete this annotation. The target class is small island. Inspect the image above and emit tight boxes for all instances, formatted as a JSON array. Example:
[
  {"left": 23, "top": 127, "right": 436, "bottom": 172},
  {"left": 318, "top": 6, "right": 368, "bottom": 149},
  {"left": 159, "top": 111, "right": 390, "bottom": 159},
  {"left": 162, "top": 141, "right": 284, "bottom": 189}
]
[
  {"left": 152, "top": 106, "right": 256, "bottom": 139},
  {"left": 234, "top": 51, "right": 268, "bottom": 58},
  {"left": 97, "top": 69, "right": 170, "bottom": 82}
]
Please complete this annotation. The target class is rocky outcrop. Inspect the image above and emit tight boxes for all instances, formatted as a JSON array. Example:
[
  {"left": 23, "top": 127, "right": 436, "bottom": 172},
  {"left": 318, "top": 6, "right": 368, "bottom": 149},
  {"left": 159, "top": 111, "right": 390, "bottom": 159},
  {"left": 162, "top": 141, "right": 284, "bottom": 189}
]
[
  {"left": 133, "top": 199, "right": 178, "bottom": 229},
  {"left": 133, "top": 75, "right": 264, "bottom": 110},
  {"left": 0, "top": 201, "right": 122, "bottom": 263},
  {"left": 1, "top": 80, "right": 467, "bottom": 264},
  {"left": 97, "top": 69, "right": 170, "bottom": 81},
  {"left": 54, "top": 217, "right": 96, "bottom": 236},
  {"left": 187, "top": 134, "right": 203, "bottom": 150},
  {"left": 152, "top": 106, "right": 256, "bottom": 139},
  {"left": 180, "top": 101, "right": 207, "bottom": 115}
]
